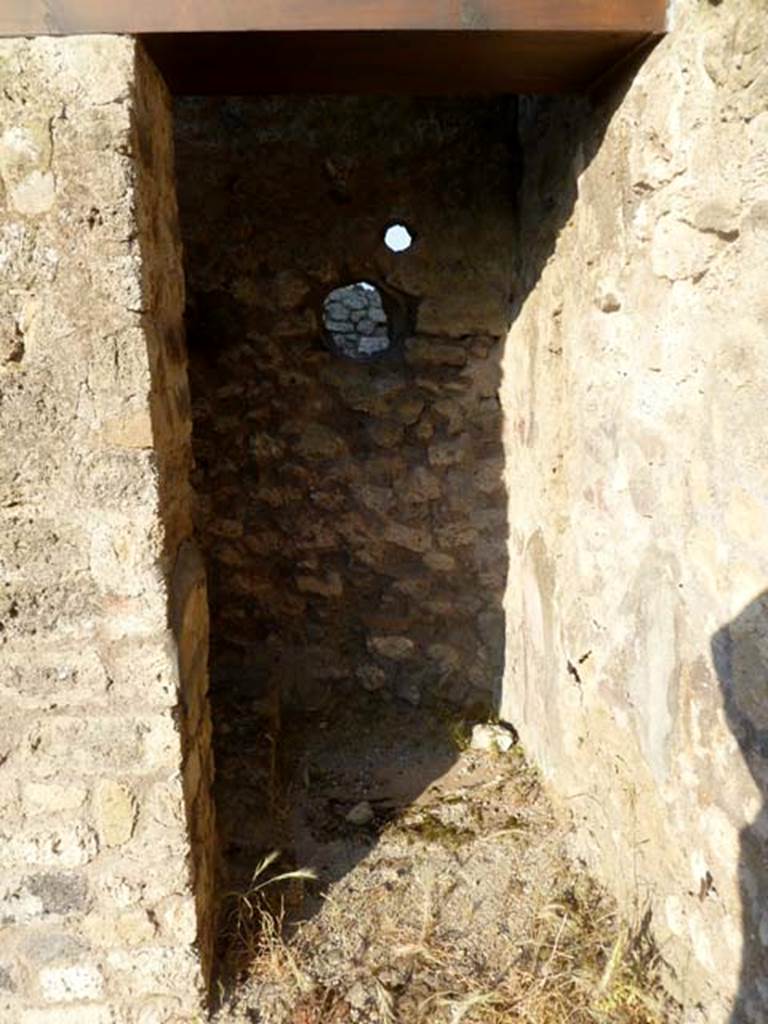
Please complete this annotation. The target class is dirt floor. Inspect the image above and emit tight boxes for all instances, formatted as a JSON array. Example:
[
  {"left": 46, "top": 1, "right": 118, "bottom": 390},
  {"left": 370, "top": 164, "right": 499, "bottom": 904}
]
[{"left": 211, "top": 688, "right": 678, "bottom": 1024}]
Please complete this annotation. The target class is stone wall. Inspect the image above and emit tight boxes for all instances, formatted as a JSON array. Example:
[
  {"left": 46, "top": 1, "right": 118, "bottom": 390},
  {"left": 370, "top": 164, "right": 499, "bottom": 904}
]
[
  {"left": 0, "top": 37, "right": 214, "bottom": 1023},
  {"left": 323, "top": 282, "right": 391, "bottom": 360},
  {"left": 500, "top": 1, "right": 768, "bottom": 1019},
  {"left": 5, "top": 11, "right": 765, "bottom": 1021},
  {"left": 174, "top": 97, "right": 515, "bottom": 714}
]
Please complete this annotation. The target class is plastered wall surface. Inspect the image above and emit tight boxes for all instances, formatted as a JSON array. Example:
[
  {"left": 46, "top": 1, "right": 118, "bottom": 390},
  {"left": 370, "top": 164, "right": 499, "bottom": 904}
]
[
  {"left": 0, "top": 37, "right": 214, "bottom": 1023},
  {"left": 500, "top": 1, "right": 768, "bottom": 1019}
]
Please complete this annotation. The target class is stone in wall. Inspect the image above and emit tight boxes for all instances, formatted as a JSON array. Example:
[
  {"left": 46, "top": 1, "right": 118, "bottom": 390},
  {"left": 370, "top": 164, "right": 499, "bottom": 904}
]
[
  {"left": 0, "top": 37, "right": 214, "bottom": 1023},
  {"left": 500, "top": 2, "right": 768, "bottom": 1019},
  {"left": 175, "top": 96, "right": 516, "bottom": 716}
]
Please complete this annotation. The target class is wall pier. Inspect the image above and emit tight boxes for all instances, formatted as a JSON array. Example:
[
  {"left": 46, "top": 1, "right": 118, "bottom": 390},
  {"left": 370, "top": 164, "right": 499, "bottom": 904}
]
[
  {"left": 501, "top": 1, "right": 768, "bottom": 1018},
  {"left": 0, "top": 36, "right": 214, "bottom": 1023}
]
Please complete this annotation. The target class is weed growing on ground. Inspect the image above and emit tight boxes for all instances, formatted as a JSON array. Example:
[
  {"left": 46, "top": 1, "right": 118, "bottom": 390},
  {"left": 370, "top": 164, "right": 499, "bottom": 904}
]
[{"left": 218, "top": 850, "right": 316, "bottom": 983}]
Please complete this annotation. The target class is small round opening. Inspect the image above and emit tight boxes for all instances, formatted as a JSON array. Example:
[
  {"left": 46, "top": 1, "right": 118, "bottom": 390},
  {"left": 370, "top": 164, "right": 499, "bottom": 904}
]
[
  {"left": 323, "top": 282, "right": 392, "bottom": 361},
  {"left": 384, "top": 223, "right": 413, "bottom": 253}
]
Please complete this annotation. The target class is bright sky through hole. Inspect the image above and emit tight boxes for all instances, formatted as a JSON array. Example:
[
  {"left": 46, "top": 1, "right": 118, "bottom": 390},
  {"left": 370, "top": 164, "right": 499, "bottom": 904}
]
[{"left": 385, "top": 223, "right": 413, "bottom": 252}]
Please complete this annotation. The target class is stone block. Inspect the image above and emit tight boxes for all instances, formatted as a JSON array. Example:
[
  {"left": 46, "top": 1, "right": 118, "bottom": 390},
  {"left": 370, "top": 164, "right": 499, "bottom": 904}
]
[
  {"left": 383, "top": 522, "right": 431, "bottom": 554},
  {"left": 392, "top": 394, "right": 425, "bottom": 425},
  {"left": 368, "top": 636, "right": 416, "bottom": 660},
  {"left": 21, "top": 783, "right": 88, "bottom": 817},
  {"left": 423, "top": 551, "right": 457, "bottom": 572},
  {"left": 427, "top": 438, "right": 469, "bottom": 468},
  {"left": 432, "top": 398, "right": 465, "bottom": 434},
  {"left": 73, "top": 450, "right": 163, "bottom": 517},
  {"left": 0, "top": 516, "right": 88, "bottom": 584},
  {"left": 24, "top": 873, "right": 90, "bottom": 917},
  {"left": 115, "top": 910, "right": 159, "bottom": 947},
  {"left": 427, "top": 644, "right": 461, "bottom": 675},
  {"left": 88, "top": 516, "right": 164, "bottom": 598},
  {"left": 399, "top": 466, "right": 441, "bottom": 504},
  {"left": 106, "top": 946, "right": 203, "bottom": 1000},
  {"left": 155, "top": 896, "right": 198, "bottom": 946},
  {"left": 0, "top": 577, "right": 100, "bottom": 642},
  {"left": 39, "top": 963, "right": 104, "bottom": 1002},
  {"left": 357, "top": 665, "right": 388, "bottom": 692},
  {"left": 405, "top": 338, "right": 467, "bottom": 368},
  {"left": 100, "top": 636, "right": 181, "bottom": 708},
  {"left": 132, "top": 995, "right": 195, "bottom": 1024},
  {"left": 296, "top": 572, "right": 343, "bottom": 597},
  {"left": 28, "top": 714, "right": 182, "bottom": 777},
  {"left": 101, "top": 410, "right": 154, "bottom": 449},
  {"left": 435, "top": 523, "right": 479, "bottom": 549},
  {"left": 92, "top": 781, "right": 137, "bottom": 847},
  {"left": 0, "top": 825, "right": 98, "bottom": 870},
  {"left": 0, "top": 645, "right": 111, "bottom": 710},
  {"left": 292, "top": 424, "right": 347, "bottom": 460},
  {"left": 22, "top": 929, "right": 88, "bottom": 966},
  {"left": 140, "top": 778, "right": 188, "bottom": 837}
]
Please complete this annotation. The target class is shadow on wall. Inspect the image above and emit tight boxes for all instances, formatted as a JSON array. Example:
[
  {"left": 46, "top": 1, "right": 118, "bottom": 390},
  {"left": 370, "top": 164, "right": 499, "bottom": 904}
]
[
  {"left": 170, "top": 80, "right": 641, "bottom": 987},
  {"left": 712, "top": 593, "right": 768, "bottom": 1024},
  {"left": 173, "top": 94, "right": 519, "bottom": 927},
  {"left": 175, "top": 96, "right": 518, "bottom": 713}
]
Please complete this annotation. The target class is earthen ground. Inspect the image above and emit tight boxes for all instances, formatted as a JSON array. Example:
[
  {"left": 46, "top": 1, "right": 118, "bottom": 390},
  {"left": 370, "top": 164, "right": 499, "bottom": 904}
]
[{"left": 212, "top": 691, "right": 678, "bottom": 1024}]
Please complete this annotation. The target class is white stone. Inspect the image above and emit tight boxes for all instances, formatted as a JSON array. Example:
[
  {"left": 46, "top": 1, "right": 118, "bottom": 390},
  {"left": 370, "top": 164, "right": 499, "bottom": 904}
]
[
  {"left": 470, "top": 723, "right": 515, "bottom": 753},
  {"left": 346, "top": 801, "right": 374, "bottom": 826},
  {"left": 39, "top": 963, "right": 104, "bottom": 1002}
]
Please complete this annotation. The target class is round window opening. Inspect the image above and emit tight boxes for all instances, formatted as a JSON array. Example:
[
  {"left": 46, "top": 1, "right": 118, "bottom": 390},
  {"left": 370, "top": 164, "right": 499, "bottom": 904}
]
[
  {"left": 384, "top": 223, "right": 413, "bottom": 253},
  {"left": 323, "top": 281, "right": 392, "bottom": 361}
]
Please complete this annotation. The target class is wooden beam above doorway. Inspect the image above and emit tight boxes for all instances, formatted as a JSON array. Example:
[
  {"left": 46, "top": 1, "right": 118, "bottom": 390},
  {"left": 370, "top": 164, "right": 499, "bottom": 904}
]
[{"left": 0, "top": 2, "right": 667, "bottom": 94}]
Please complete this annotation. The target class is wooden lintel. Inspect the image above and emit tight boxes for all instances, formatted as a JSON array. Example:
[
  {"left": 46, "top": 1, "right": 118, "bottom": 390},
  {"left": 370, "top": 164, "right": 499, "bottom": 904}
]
[{"left": 1, "top": 1, "right": 667, "bottom": 37}]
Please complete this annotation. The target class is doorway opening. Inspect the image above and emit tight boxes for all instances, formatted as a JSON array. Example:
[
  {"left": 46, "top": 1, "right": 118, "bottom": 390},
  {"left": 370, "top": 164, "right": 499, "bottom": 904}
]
[
  {"left": 173, "top": 90, "right": 675, "bottom": 1022},
  {"left": 176, "top": 94, "right": 514, "bottom": 996}
]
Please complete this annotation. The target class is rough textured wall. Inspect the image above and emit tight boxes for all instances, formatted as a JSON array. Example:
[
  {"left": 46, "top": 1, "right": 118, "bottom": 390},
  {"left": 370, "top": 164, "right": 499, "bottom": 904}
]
[
  {"left": 323, "top": 282, "right": 391, "bottom": 359},
  {"left": 0, "top": 37, "right": 214, "bottom": 1023},
  {"left": 501, "top": 2, "right": 768, "bottom": 1020},
  {"left": 175, "top": 98, "right": 515, "bottom": 714}
]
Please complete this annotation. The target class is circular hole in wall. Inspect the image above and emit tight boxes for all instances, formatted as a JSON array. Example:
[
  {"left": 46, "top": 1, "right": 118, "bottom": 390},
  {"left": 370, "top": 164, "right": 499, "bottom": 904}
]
[
  {"left": 323, "top": 281, "right": 392, "bottom": 361},
  {"left": 384, "top": 223, "right": 413, "bottom": 253}
]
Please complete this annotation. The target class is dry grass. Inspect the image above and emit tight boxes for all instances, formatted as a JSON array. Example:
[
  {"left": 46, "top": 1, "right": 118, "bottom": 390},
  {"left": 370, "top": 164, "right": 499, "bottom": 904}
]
[
  {"left": 214, "top": 738, "right": 677, "bottom": 1024},
  {"left": 219, "top": 878, "right": 671, "bottom": 1024},
  {"left": 217, "top": 851, "right": 316, "bottom": 986}
]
